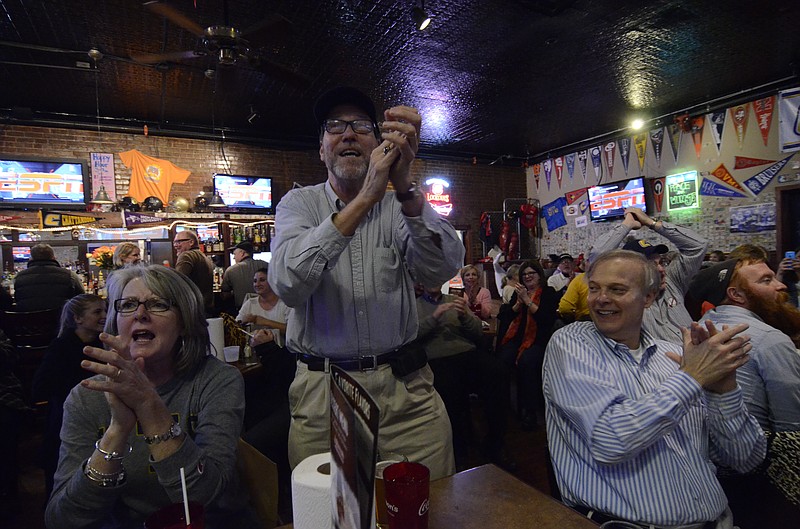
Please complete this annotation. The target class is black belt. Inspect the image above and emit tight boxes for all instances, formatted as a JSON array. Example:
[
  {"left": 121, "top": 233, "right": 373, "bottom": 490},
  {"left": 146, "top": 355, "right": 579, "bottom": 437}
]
[
  {"left": 298, "top": 350, "right": 401, "bottom": 372},
  {"left": 572, "top": 506, "right": 715, "bottom": 529}
]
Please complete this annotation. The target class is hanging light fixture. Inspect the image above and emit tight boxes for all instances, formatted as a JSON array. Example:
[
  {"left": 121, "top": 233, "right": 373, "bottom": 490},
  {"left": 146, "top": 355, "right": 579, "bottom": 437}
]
[
  {"left": 208, "top": 193, "right": 226, "bottom": 207},
  {"left": 412, "top": 1, "right": 431, "bottom": 31},
  {"left": 91, "top": 184, "right": 114, "bottom": 204}
]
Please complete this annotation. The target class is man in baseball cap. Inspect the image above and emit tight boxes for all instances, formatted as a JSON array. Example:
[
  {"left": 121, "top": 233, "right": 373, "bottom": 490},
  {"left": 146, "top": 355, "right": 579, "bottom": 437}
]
[{"left": 221, "top": 240, "right": 268, "bottom": 310}]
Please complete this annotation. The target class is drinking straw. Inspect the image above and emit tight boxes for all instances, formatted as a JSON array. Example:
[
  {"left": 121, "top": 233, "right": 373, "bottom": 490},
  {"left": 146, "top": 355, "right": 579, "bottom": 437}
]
[{"left": 179, "top": 467, "right": 191, "bottom": 526}]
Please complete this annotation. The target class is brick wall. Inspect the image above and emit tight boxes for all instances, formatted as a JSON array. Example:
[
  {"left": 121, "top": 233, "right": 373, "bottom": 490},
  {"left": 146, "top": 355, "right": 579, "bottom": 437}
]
[{"left": 0, "top": 125, "right": 526, "bottom": 262}]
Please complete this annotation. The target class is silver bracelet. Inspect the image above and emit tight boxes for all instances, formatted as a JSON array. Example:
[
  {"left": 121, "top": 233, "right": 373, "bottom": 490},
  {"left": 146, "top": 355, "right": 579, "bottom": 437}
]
[
  {"left": 95, "top": 439, "right": 132, "bottom": 461},
  {"left": 83, "top": 458, "right": 127, "bottom": 487}
]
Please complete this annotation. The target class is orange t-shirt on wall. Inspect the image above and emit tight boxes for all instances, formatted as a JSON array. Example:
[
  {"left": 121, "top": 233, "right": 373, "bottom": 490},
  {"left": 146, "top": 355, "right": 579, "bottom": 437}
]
[{"left": 118, "top": 149, "right": 191, "bottom": 203}]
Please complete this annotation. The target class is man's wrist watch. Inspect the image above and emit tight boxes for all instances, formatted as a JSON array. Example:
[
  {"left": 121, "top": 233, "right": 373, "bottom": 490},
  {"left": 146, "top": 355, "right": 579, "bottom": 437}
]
[
  {"left": 395, "top": 181, "right": 420, "bottom": 202},
  {"left": 143, "top": 422, "right": 182, "bottom": 445}
]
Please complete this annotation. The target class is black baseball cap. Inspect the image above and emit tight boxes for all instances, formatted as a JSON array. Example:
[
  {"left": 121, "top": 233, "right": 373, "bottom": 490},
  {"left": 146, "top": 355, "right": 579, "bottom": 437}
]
[
  {"left": 313, "top": 86, "right": 378, "bottom": 127},
  {"left": 623, "top": 238, "right": 669, "bottom": 257},
  {"left": 557, "top": 253, "right": 574, "bottom": 263},
  {"left": 688, "top": 259, "right": 739, "bottom": 306},
  {"left": 228, "top": 241, "right": 254, "bottom": 255}
]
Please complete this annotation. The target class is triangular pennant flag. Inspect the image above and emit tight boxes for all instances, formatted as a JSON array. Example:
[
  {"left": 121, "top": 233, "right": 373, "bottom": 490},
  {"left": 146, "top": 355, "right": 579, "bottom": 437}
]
[
  {"left": 699, "top": 178, "right": 746, "bottom": 198},
  {"left": 743, "top": 154, "right": 794, "bottom": 195},
  {"left": 667, "top": 123, "right": 682, "bottom": 163},
  {"left": 554, "top": 156, "right": 564, "bottom": 189},
  {"left": 710, "top": 164, "right": 749, "bottom": 194},
  {"left": 590, "top": 146, "right": 602, "bottom": 183},
  {"left": 690, "top": 116, "right": 705, "bottom": 159},
  {"left": 123, "top": 211, "right": 165, "bottom": 227},
  {"left": 734, "top": 156, "right": 775, "bottom": 170},
  {"left": 729, "top": 104, "right": 749, "bottom": 149},
  {"left": 708, "top": 111, "right": 726, "bottom": 154},
  {"left": 650, "top": 128, "right": 664, "bottom": 167},
  {"left": 565, "top": 153, "right": 576, "bottom": 182},
  {"left": 603, "top": 142, "right": 616, "bottom": 182},
  {"left": 650, "top": 177, "right": 665, "bottom": 214},
  {"left": 578, "top": 150, "right": 588, "bottom": 184},
  {"left": 565, "top": 187, "right": 587, "bottom": 205},
  {"left": 633, "top": 133, "right": 647, "bottom": 172},
  {"left": 543, "top": 159, "right": 553, "bottom": 191},
  {"left": 752, "top": 96, "right": 775, "bottom": 146},
  {"left": 617, "top": 137, "right": 631, "bottom": 175},
  {"left": 532, "top": 163, "right": 541, "bottom": 192}
]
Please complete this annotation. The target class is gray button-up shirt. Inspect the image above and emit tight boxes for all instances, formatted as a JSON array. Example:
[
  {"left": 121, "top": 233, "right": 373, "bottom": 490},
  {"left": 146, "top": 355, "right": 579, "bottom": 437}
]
[{"left": 268, "top": 181, "right": 464, "bottom": 359}]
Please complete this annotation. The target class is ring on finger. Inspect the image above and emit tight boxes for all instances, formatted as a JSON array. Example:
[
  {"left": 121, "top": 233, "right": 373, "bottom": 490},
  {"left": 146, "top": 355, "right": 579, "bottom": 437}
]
[
  {"left": 383, "top": 145, "right": 392, "bottom": 155},
  {"left": 113, "top": 367, "right": 122, "bottom": 381}
]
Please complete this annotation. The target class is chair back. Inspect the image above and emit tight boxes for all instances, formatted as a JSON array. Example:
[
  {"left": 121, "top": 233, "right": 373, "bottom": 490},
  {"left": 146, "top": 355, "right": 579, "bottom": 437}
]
[
  {"left": 1, "top": 308, "right": 60, "bottom": 347},
  {"left": 236, "top": 438, "right": 279, "bottom": 528}
]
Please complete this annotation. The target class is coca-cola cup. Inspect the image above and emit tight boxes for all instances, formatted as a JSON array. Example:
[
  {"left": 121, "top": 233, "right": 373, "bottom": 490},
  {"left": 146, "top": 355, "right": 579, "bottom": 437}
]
[
  {"left": 375, "top": 452, "right": 407, "bottom": 529},
  {"left": 144, "top": 502, "right": 205, "bottom": 529},
  {"left": 383, "top": 462, "right": 430, "bottom": 529}
]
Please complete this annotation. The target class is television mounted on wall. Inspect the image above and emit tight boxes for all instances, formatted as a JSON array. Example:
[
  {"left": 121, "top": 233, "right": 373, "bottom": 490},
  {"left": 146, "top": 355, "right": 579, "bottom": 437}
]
[
  {"left": 212, "top": 174, "right": 274, "bottom": 213},
  {"left": 0, "top": 155, "right": 91, "bottom": 210},
  {"left": 588, "top": 177, "right": 647, "bottom": 222}
]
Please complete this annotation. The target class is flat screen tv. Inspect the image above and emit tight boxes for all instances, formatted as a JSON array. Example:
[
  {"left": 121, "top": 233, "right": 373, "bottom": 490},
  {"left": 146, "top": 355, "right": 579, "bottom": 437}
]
[
  {"left": 588, "top": 177, "right": 647, "bottom": 222},
  {"left": 0, "top": 155, "right": 90, "bottom": 210},
  {"left": 213, "top": 174, "right": 274, "bottom": 213}
]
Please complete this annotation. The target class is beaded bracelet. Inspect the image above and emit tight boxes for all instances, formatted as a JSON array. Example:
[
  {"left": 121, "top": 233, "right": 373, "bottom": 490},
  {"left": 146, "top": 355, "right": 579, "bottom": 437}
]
[
  {"left": 95, "top": 439, "right": 132, "bottom": 461},
  {"left": 83, "top": 458, "right": 127, "bottom": 488}
]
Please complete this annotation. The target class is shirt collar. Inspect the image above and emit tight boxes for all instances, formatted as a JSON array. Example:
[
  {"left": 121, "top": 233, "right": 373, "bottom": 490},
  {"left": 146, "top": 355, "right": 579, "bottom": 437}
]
[{"left": 596, "top": 326, "right": 659, "bottom": 363}]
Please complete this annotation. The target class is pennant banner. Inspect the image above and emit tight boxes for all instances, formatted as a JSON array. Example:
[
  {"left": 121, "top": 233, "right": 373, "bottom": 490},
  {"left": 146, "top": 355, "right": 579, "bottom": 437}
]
[
  {"left": 565, "top": 153, "right": 576, "bottom": 182},
  {"left": 0, "top": 214, "right": 21, "bottom": 222},
  {"left": 708, "top": 111, "right": 726, "bottom": 154},
  {"left": 617, "top": 137, "right": 631, "bottom": 176},
  {"left": 603, "top": 142, "right": 616, "bottom": 182},
  {"left": 532, "top": 163, "right": 541, "bottom": 192},
  {"left": 578, "top": 150, "right": 588, "bottom": 184},
  {"left": 39, "top": 211, "right": 100, "bottom": 229},
  {"left": 650, "top": 128, "right": 664, "bottom": 167},
  {"left": 699, "top": 178, "right": 746, "bottom": 198},
  {"left": 590, "top": 146, "right": 602, "bottom": 183},
  {"left": 554, "top": 156, "right": 564, "bottom": 189},
  {"left": 734, "top": 156, "right": 775, "bottom": 170},
  {"left": 543, "top": 159, "right": 553, "bottom": 191},
  {"left": 690, "top": 116, "right": 705, "bottom": 159},
  {"left": 729, "top": 104, "right": 749, "bottom": 149},
  {"left": 710, "top": 164, "right": 749, "bottom": 194},
  {"left": 633, "top": 133, "right": 647, "bottom": 172},
  {"left": 743, "top": 154, "right": 794, "bottom": 195},
  {"left": 542, "top": 197, "right": 567, "bottom": 232},
  {"left": 565, "top": 188, "right": 587, "bottom": 205},
  {"left": 667, "top": 123, "right": 682, "bottom": 163},
  {"left": 123, "top": 211, "right": 164, "bottom": 227},
  {"left": 752, "top": 96, "right": 775, "bottom": 146},
  {"left": 650, "top": 177, "right": 665, "bottom": 214},
  {"left": 778, "top": 87, "right": 800, "bottom": 152}
]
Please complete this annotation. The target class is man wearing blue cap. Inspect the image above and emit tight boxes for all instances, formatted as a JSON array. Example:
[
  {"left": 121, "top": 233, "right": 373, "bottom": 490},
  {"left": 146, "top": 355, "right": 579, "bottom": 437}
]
[{"left": 268, "top": 87, "right": 463, "bottom": 479}]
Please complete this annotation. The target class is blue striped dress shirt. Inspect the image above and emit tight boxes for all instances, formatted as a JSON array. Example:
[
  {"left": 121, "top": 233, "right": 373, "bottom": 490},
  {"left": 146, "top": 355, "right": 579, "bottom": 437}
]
[{"left": 543, "top": 322, "right": 766, "bottom": 526}]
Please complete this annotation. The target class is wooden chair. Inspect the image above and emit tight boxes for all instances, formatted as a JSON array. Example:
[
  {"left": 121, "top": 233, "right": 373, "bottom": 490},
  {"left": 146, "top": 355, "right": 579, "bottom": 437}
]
[
  {"left": 1, "top": 308, "right": 60, "bottom": 403},
  {"left": 237, "top": 438, "right": 280, "bottom": 529}
]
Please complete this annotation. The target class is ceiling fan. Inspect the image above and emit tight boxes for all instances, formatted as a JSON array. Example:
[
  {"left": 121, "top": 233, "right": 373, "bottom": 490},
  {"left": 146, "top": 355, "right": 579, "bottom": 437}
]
[{"left": 133, "top": 0, "right": 308, "bottom": 87}]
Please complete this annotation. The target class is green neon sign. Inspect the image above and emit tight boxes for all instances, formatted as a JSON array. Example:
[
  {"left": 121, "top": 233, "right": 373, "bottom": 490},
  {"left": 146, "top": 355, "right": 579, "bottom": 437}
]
[{"left": 666, "top": 171, "right": 699, "bottom": 211}]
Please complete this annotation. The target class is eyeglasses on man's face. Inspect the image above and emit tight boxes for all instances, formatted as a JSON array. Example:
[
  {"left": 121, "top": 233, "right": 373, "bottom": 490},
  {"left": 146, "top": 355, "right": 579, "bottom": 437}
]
[
  {"left": 322, "top": 119, "right": 375, "bottom": 135},
  {"left": 173, "top": 238, "right": 192, "bottom": 246},
  {"left": 114, "top": 297, "right": 174, "bottom": 314}
]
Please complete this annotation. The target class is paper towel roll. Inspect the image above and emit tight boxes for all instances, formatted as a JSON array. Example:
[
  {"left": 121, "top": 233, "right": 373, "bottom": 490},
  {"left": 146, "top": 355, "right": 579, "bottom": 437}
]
[
  {"left": 206, "top": 318, "right": 225, "bottom": 361},
  {"left": 292, "top": 452, "right": 332, "bottom": 529}
]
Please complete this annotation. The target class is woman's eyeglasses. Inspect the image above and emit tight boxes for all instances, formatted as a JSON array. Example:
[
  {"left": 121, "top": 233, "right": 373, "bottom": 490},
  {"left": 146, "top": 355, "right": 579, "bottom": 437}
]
[{"left": 114, "top": 297, "right": 173, "bottom": 313}]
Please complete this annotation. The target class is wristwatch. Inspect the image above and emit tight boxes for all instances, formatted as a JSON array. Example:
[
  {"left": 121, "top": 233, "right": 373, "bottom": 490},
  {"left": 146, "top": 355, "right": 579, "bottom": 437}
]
[
  {"left": 143, "top": 421, "right": 182, "bottom": 445},
  {"left": 395, "top": 181, "right": 420, "bottom": 202}
]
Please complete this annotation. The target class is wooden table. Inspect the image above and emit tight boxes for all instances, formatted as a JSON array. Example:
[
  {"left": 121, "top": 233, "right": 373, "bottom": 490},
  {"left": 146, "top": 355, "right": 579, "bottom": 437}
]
[{"left": 279, "top": 464, "right": 598, "bottom": 529}]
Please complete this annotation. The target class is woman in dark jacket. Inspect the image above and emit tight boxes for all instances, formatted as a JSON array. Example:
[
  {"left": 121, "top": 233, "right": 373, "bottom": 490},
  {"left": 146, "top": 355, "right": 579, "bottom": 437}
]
[
  {"left": 32, "top": 294, "right": 106, "bottom": 497},
  {"left": 496, "top": 260, "right": 558, "bottom": 430}
]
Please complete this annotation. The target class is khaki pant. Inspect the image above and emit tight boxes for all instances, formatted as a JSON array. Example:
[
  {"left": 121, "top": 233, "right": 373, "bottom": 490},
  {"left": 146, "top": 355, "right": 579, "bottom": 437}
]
[{"left": 288, "top": 361, "right": 455, "bottom": 480}]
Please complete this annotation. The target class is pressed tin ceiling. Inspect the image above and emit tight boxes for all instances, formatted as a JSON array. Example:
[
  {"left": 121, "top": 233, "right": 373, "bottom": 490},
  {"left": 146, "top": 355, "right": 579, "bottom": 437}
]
[{"left": 0, "top": 0, "right": 798, "bottom": 163}]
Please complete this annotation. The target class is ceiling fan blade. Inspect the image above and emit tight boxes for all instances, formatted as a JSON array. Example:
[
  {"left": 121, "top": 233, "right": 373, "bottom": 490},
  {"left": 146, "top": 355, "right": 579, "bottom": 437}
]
[
  {"left": 143, "top": 1, "right": 206, "bottom": 37},
  {"left": 131, "top": 49, "right": 201, "bottom": 64},
  {"left": 247, "top": 54, "right": 309, "bottom": 88},
  {"left": 0, "top": 40, "right": 85, "bottom": 55},
  {"left": 240, "top": 13, "right": 293, "bottom": 45}
]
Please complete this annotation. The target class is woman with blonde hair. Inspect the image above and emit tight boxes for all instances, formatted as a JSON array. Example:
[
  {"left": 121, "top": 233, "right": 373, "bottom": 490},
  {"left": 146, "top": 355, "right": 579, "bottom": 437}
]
[
  {"left": 112, "top": 242, "right": 141, "bottom": 268},
  {"left": 460, "top": 264, "right": 492, "bottom": 320}
]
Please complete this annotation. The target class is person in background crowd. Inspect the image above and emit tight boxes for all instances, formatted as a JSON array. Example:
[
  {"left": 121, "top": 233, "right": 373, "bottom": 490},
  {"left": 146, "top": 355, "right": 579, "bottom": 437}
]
[
  {"left": 709, "top": 250, "right": 726, "bottom": 263},
  {"left": 493, "top": 251, "right": 521, "bottom": 304},
  {"left": 32, "top": 294, "right": 106, "bottom": 498},
  {"left": 221, "top": 241, "right": 269, "bottom": 311},
  {"left": 45, "top": 265, "right": 256, "bottom": 529},
  {"left": 13, "top": 243, "right": 84, "bottom": 312},
  {"left": 557, "top": 264, "right": 590, "bottom": 324},
  {"left": 543, "top": 253, "right": 559, "bottom": 278},
  {"left": 589, "top": 207, "right": 707, "bottom": 343},
  {"left": 728, "top": 244, "right": 768, "bottom": 261},
  {"left": 460, "top": 264, "right": 492, "bottom": 320},
  {"left": 692, "top": 257, "right": 800, "bottom": 527},
  {"left": 776, "top": 248, "right": 799, "bottom": 308},
  {"left": 113, "top": 242, "right": 141, "bottom": 269},
  {"left": 413, "top": 283, "right": 513, "bottom": 471},
  {"left": 268, "top": 86, "right": 463, "bottom": 479},
  {"left": 173, "top": 230, "right": 215, "bottom": 316},
  {"left": 0, "top": 329, "right": 28, "bottom": 514},
  {"left": 544, "top": 250, "right": 766, "bottom": 528},
  {"left": 497, "top": 260, "right": 558, "bottom": 431},
  {"left": 547, "top": 253, "right": 575, "bottom": 295},
  {"left": 237, "top": 268, "right": 290, "bottom": 351}
]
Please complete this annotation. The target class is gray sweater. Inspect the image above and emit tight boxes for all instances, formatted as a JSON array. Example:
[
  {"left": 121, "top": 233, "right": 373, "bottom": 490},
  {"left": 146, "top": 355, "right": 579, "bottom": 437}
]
[{"left": 45, "top": 355, "right": 254, "bottom": 529}]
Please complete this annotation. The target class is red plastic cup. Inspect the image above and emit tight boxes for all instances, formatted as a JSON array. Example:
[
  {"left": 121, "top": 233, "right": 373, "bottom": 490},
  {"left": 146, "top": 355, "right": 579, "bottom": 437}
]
[
  {"left": 144, "top": 502, "right": 205, "bottom": 529},
  {"left": 383, "top": 462, "right": 430, "bottom": 529}
]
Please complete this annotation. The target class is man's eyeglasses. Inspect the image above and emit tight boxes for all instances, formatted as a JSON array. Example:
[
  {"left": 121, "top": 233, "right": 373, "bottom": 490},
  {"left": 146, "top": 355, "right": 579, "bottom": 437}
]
[
  {"left": 114, "top": 297, "right": 173, "bottom": 314},
  {"left": 322, "top": 119, "right": 375, "bottom": 135},
  {"left": 173, "top": 238, "right": 192, "bottom": 246}
]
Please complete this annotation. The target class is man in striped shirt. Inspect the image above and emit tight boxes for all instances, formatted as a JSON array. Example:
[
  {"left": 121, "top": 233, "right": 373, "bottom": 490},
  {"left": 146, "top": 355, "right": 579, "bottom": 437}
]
[{"left": 543, "top": 250, "right": 766, "bottom": 529}]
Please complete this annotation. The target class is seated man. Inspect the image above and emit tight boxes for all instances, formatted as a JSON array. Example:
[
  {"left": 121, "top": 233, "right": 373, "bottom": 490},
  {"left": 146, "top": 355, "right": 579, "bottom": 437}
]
[
  {"left": 413, "top": 284, "right": 512, "bottom": 471},
  {"left": 546, "top": 253, "right": 575, "bottom": 294},
  {"left": 557, "top": 270, "right": 589, "bottom": 323},
  {"left": 543, "top": 249, "right": 766, "bottom": 528}
]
